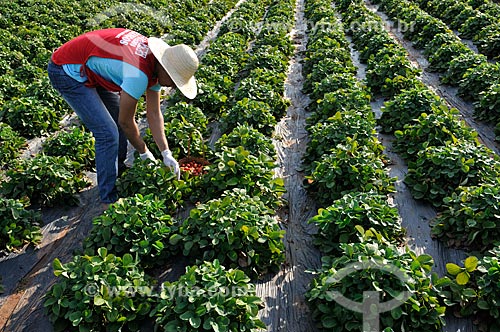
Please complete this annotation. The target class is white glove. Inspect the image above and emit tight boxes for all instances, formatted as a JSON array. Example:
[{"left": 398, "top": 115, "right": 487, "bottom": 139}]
[
  {"left": 161, "top": 149, "right": 180, "bottom": 179},
  {"left": 124, "top": 142, "right": 135, "bottom": 167},
  {"left": 140, "top": 148, "right": 156, "bottom": 162}
]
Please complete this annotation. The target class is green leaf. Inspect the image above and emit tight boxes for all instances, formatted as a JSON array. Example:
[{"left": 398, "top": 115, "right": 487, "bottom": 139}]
[
  {"left": 189, "top": 316, "right": 201, "bottom": 328},
  {"left": 477, "top": 299, "right": 490, "bottom": 310},
  {"left": 180, "top": 311, "right": 194, "bottom": 321},
  {"left": 456, "top": 271, "right": 470, "bottom": 285},
  {"left": 169, "top": 233, "right": 182, "bottom": 245},
  {"left": 53, "top": 258, "right": 64, "bottom": 276},
  {"left": 464, "top": 256, "right": 478, "bottom": 272},
  {"left": 93, "top": 296, "right": 106, "bottom": 306},
  {"left": 122, "top": 253, "right": 133, "bottom": 266},
  {"left": 321, "top": 315, "right": 337, "bottom": 328},
  {"left": 391, "top": 306, "right": 403, "bottom": 320},
  {"left": 97, "top": 247, "right": 107, "bottom": 258},
  {"left": 446, "top": 263, "right": 462, "bottom": 276}
]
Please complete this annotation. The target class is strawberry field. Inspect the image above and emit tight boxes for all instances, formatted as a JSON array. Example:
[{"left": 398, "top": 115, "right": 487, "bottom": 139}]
[{"left": 0, "top": 0, "right": 500, "bottom": 331}]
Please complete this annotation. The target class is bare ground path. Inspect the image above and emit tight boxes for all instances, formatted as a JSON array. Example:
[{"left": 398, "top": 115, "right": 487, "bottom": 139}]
[{"left": 255, "top": 0, "right": 321, "bottom": 330}]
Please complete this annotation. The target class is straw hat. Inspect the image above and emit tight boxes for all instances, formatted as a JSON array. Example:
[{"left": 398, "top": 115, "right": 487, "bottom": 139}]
[{"left": 148, "top": 37, "right": 198, "bottom": 99}]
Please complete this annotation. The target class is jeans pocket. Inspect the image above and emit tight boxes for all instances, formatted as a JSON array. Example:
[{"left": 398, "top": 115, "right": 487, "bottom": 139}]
[{"left": 48, "top": 63, "right": 81, "bottom": 93}]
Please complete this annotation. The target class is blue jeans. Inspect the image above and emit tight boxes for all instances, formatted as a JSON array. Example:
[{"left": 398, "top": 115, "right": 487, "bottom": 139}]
[{"left": 48, "top": 61, "right": 127, "bottom": 203}]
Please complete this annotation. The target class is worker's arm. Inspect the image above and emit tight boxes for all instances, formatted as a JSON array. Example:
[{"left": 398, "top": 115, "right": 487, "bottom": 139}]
[
  {"left": 118, "top": 91, "right": 147, "bottom": 154},
  {"left": 145, "top": 89, "right": 169, "bottom": 152}
]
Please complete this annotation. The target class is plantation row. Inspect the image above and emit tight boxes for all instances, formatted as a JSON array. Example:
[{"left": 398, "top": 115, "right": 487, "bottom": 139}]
[
  {"left": 300, "top": 0, "right": 500, "bottom": 331},
  {"left": 370, "top": 0, "right": 500, "bottom": 140},
  {"left": 409, "top": 0, "right": 500, "bottom": 59}
]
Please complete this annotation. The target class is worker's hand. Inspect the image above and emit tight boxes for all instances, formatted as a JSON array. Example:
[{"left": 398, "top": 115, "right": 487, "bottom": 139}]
[
  {"left": 161, "top": 149, "right": 180, "bottom": 180},
  {"left": 140, "top": 148, "right": 156, "bottom": 162}
]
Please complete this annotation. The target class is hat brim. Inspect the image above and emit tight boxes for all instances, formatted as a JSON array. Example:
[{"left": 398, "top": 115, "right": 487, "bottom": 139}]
[{"left": 148, "top": 37, "right": 198, "bottom": 99}]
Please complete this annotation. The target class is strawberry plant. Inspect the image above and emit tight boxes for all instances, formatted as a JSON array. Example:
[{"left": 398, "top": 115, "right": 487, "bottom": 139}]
[
  {"left": 2, "top": 96, "right": 61, "bottom": 138},
  {"left": 245, "top": 45, "right": 289, "bottom": 73},
  {"left": 308, "top": 191, "right": 405, "bottom": 255},
  {"left": 179, "top": 189, "right": 285, "bottom": 278},
  {"left": 82, "top": 194, "right": 180, "bottom": 269},
  {"left": 245, "top": 69, "right": 288, "bottom": 99},
  {"left": 306, "top": 87, "right": 372, "bottom": 125},
  {"left": 215, "top": 124, "right": 276, "bottom": 159},
  {"left": 431, "top": 183, "right": 500, "bottom": 251},
  {"left": 1, "top": 155, "right": 90, "bottom": 206},
  {"left": 303, "top": 58, "right": 356, "bottom": 94},
  {"left": 303, "top": 36, "right": 351, "bottom": 76},
  {"left": 306, "top": 241, "right": 446, "bottom": 332},
  {"left": 418, "top": 20, "right": 454, "bottom": 49},
  {"left": 305, "top": 138, "right": 395, "bottom": 208},
  {"left": 0, "top": 75, "right": 26, "bottom": 102},
  {"left": 163, "top": 102, "right": 208, "bottom": 134},
  {"left": 116, "top": 160, "right": 188, "bottom": 213},
  {"left": 442, "top": 3, "right": 472, "bottom": 29},
  {"left": 365, "top": 45, "right": 421, "bottom": 97},
  {"left": 44, "top": 248, "right": 154, "bottom": 332},
  {"left": 29, "top": 75, "right": 69, "bottom": 117},
  {"left": 423, "top": 0, "right": 456, "bottom": 18},
  {"left": 307, "top": 73, "right": 361, "bottom": 107},
  {"left": 475, "top": 247, "right": 500, "bottom": 332},
  {"left": 144, "top": 102, "right": 209, "bottom": 160},
  {"left": 199, "top": 146, "right": 285, "bottom": 209},
  {"left": 219, "top": 18, "right": 257, "bottom": 40},
  {"left": 378, "top": 84, "right": 443, "bottom": 133},
  {"left": 0, "top": 122, "right": 26, "bottom": 168},
  {"left": 303, "top": 110, "right": 378, "bottom": 172},
  {"left": 474, "top": 23, "right": 500, "bottom": 59},
  {"left": 236, "top": 68, "right": 289, "bottom": 117},
  {"left": 202, "top": 32, "right": 249, "bottom": 77},
  {"left": 451, "top": 6, "right": 477, "bottom": 30},
  {"left": 354, "top": 29, "right": 395, "bottom": 63},
  {"left": 441, "top": 52, "right": 487, "bottom": 86},
  {"left": 233, "top": 77, "right": 289, "bottom": 119},
  {"left": 438, "top": 256, "right": 480, "bottom": 318},
  {"left": 402, "top": 12, "right": 442, "bottom": 44},
  {"left": 305, "top": 1, "right": 336, "bottom": 21},
  {"left": 474, "top": 83, "right": 500, "bottom": 123},
  {"left": 426, "top": 40, "right": 471, "bottom": 73},
  {"left": 404, "top": 141, "right": 500, "bottom": 207},
  {"left": 188, "top": 69, "right": 233, "bottom": 119},
  {"left": 393, "top": 105, "right": 479, "bottom": 161},
  {"left": 439, "top": 251, "right": 500, "bottom": 332},
  {"left": 151, "top": 259, "right": 266, "bottom": 331},
  {"left": 479, "top": 2, "right": 500, "bottom": 17},
  {"left": 0, "top": 197, "right": 42, "bottom": 252},
  {"left": 459, "top": 12, "right": 494, "bottom": 39},
  {"left": 220, "top": 98, "right": 277, "bottom": 136},
  {"left": 42, "top": 126, "right": 95, "bottom": 171},
  {"left": 458, "top": 62, "right": 500, "bottom": 102}
]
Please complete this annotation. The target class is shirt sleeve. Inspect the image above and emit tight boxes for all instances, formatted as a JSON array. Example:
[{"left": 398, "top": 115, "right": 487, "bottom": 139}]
[
  {"left": 86, "top": 57, "right": 150, "bottom": 100},
  {"left": 149, "top": 83, "right": 161, "bottom": 92},
  {"left": 120, "top": 68, "right": 149, "bottom": 100}
]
